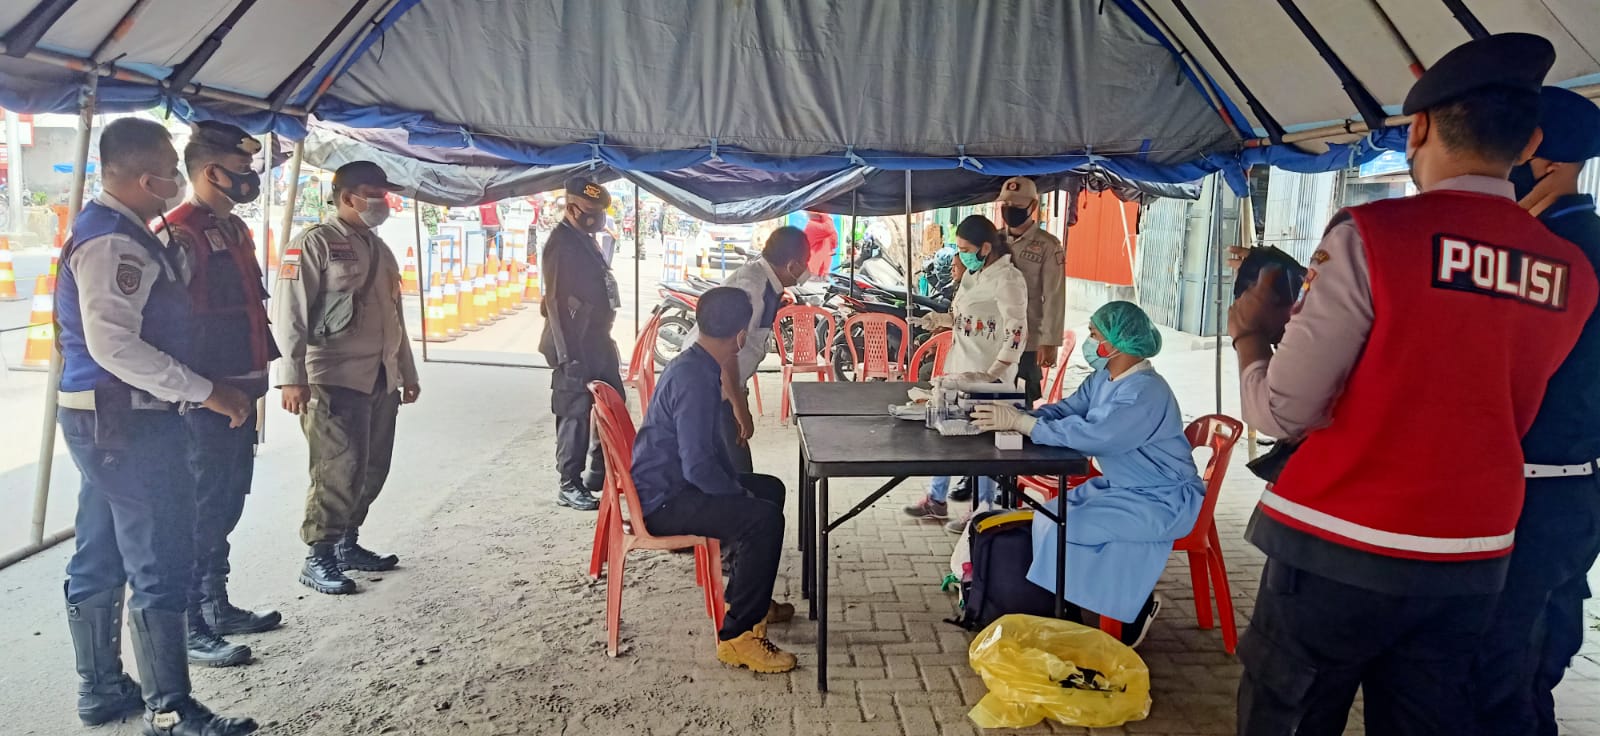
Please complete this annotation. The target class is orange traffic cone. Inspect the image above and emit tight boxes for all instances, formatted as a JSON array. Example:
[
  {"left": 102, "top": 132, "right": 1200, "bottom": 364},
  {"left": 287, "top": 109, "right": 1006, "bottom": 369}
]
[
  {"left": 0, "top": 236, "right": 22, "bottom": 301},
  {"left": 462, "top": 267, "right": 484, "bottom": 331},
  {"left": 400, "top": 247, "right": 420, "bottom": 295},
  {"left": 494, "top": 257, "right": 513, "bottom": 315},
  {"left": 480, "top": 262, "right": 501, "bottom": 322},
  {"left": 440, "top": 273, "right": 462, "bottom": 338},
  {"left": 507, "top": 261, "right": 527, "bottom": 309},
  {"left": 48, "top": 245, "right": 62, "bottom": 276},
  {"left": 21, "top": 275, "right": 56, "bottom": 369},
  {"left": 523, "top": 248, "right": 541, "bottom": 302},
  {"left": 423, "top": 277, "right": 452, "bottom": 342}
]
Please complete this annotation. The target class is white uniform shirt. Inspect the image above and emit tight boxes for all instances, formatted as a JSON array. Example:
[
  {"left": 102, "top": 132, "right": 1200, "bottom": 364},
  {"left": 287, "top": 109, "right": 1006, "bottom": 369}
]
[
  {"left": 945, "top": 253, "right": 1028, "bottom": 383},
  {"left": 63, "top": 194, "right": 213, "bottom": 404},
  {"left": 683, "top": 257, "right": 785, "bottom": 384}
]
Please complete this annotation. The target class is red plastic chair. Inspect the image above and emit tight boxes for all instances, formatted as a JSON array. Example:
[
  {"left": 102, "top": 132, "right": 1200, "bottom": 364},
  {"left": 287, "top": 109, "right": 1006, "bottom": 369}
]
[
  {"left": 907, "top": 330, "right": 953, "bottom": 381},
  {"left": 841, "top": 313, "right": 910, "bottom": 381},
  {"left": 623, "top": 313, "right": 663, "bottom": 414},
  {"left": 1171, "top": 414, "right": 1245, "bottom": 653},
  {"left": 774, "top": 304, "right": 839, "bottom": 424},
  {"left": 585, "top": 381, "right": 726, "bottom": 657},
  {"left": 1038, "top": 329, "right": 1079, "bottom": 407}
]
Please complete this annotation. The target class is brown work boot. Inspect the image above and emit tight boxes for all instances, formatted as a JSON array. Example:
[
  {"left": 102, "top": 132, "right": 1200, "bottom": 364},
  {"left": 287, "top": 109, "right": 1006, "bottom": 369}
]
[
  {"left": 767, "top": 600, "right": 795, "bottom": 624},
  {"left": 716, "top": 631, "right": 797, "bottom": 674}
]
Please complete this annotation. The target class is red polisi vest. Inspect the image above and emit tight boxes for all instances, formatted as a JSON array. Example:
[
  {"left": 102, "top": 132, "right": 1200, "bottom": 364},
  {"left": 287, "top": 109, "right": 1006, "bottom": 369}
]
[
  {"left": 1262, "top": 191, "right": 1598, "bottom": 562},
  {"left": 162, "top": 202, "right": 277, "bottom": 380}
]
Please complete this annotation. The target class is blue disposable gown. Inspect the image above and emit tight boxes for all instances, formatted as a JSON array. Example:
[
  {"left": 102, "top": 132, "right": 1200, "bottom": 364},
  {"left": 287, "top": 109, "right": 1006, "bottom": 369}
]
[{"left": 1025, "top": 363, "right": 1205, "bottom": 622}]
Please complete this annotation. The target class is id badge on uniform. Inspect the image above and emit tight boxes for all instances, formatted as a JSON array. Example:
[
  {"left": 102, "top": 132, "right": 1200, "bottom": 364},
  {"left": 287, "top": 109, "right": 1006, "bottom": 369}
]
[{"left": 603, "top": 271, "right": 622, "bottom": 310}]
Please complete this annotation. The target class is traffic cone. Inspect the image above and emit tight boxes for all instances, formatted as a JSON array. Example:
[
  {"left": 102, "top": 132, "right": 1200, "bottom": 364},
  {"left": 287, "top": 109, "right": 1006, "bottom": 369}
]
[
  {"left": 441, "top": 273, "right": 462, "bottom": 338},
  {"left": 507, "top": 261, "right": 527, "bottom": 309},
  {"left": 494, "top": 257, "right": 513, "bottom": 315},
  {"left": 480, "top": 262, "right": 501, "bottom": 322},
  {"left": 467, "top": 266, "right": 488, "bottom": 330},
  {"left": 48, "top": 245, "right": 62, "bottom": 276},
  {"left": 424, "top": 277, "right": 452, "bottom": 342},
  {"left": 523, "top": 248, "right": 541, "bottom": 302},
  {"left": 21, "top": 275, "right": 56, "bottom": 370},
  {"left": 401, "top": 247, "right": 421, "bottom": 295},
  {"left": 0, "top": 236, "right": 22, "bottom": 301}
]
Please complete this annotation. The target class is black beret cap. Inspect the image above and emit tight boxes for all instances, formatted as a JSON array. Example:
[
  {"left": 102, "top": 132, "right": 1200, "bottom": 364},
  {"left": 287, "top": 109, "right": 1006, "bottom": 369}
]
[
  {"left": 190, "top": 120, "right": 261, "bottom": 157},
  {"left": 1534, "top": 86, "right": 1600, "bottom": 163},
  {"left": 565, "top": 177, "right": 611, "bottom": 208},
  {"left": 1402, "top": 33, "right": 1555, "bottom": 115},
  {"left": 331, "top": 161, "right": 402, "bottom": 192}
]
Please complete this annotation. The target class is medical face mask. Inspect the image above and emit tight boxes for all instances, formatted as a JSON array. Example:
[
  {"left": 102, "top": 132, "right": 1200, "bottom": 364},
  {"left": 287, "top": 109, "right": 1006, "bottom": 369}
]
[
  {"left": 1001, "top": 205, "right": 1032, "bottom": 228},
  {"left": 357, "top": 196, "right": 391, "bottom": 228},
  {"left": 212, "top": 165, "right": 261, "bottom": 204},
  {"left": 1081, "top": 336, "right": 1114, "bottom": 371},
  {"left": 145, "top": 172, "right": 187, "bottom": 213},
  {"left": 570, "top": 205, "right": 604, "bottom": 233},
  {"left": 1509, "top": 162, "right": 1550, "bottom": 201},
  {"left": 958, "top": 251, "right": 986, "bottom": 274}
]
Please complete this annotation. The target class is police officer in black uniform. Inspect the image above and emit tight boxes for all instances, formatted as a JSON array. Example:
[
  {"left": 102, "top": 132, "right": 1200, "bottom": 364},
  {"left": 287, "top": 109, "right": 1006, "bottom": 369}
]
[
  {"left": 56, "top": 118, "right": 257, "bottom": 735},
  {"left": 540, "top": 178, "right": 622, "bottom": 511},
  {"left": 1473, "top": 85, "right": 1600, "bottom": 736}
]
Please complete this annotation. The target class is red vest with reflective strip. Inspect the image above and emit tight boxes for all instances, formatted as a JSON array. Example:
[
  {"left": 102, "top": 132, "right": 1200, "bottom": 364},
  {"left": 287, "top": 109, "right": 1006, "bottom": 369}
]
[
  {"left": 161, "top": 202, "right": 276, "bottom": 379},
  {"left": 1263, "top": 191, "right": 1598, "bottom": 562}
]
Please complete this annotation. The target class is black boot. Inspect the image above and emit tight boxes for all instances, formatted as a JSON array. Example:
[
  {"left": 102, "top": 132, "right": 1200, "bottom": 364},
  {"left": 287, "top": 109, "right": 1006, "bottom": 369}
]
[
  {"left": 299, "top": 543, "right": 357, "bottom": 594},
  {"left": 335, "top": 530, "right": 399, "bottom": 572},
  {"left": 127, "top": 608, "right": 258, "bottom": 736},
  {"left": 185, "top": 609, "right": 251, "bottom": 668},
  {"left": 66, "top": 586, "right": 144, "bottom": 726},
  {"left": 556, "top": 480, "right": 600, "bottom": 511},
  {"left": 948, "top": 477, "right": 973, "bottom": 503},
  {"left": 199, "top": 579, "right": 282, "bottom": 635}
]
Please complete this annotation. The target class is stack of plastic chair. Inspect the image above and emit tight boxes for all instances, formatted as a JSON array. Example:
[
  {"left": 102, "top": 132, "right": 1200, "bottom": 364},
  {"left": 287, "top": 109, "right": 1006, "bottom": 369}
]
[
  {"left": 0, "top": 236, "right": 21, "bottom": 301},
  {"left": 22, "top": 275, "right": 56, "bottom": 369},
  {"left": 906, "top": 330, "right": 953, "bottom": 382},
  {"left": 400, "top": 247, "right": 421, "bottom": 295},
  {"left": 774, "top": 305, "right": 838, "bottom": 424},
  {"left": 841, "top": 313, "right": 909, "bottom": 381},
  {"left": 624, "top": 314, "right": 663, "bottom": 414},
  {"left": 586, "top": 381, "right": 726, "bottom": 657}
]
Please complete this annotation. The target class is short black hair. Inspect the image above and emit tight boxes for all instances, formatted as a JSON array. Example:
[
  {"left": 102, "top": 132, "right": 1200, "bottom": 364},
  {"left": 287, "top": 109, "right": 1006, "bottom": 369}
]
[
  {"left": 762, "top": 225, "right": 809, "bottom": 265},
  {"left": 1429, "top": 87, "right": 1542, "bottom": 163},
  {"left": 99, "top": 118, "right": 171, "bottom": 178},
  {"left": 956, "top": 215, "right": 1009, "bottom": 260},
  {"left": 696, "top": 286, "right": 753, "bottom": 339},
  {"left": 183, "top": 133, "right": 250, "bottom": 175}
]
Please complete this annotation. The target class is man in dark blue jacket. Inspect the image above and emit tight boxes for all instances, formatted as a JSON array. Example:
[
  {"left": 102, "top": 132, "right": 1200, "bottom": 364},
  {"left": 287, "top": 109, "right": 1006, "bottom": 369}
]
[{"left": 631, "top": 287, "right": 794, "bottom": 674}]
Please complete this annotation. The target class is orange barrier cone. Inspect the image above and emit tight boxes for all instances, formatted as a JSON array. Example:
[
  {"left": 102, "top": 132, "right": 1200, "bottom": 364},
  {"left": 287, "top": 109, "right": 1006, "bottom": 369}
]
[
  {"left": 0, "top": 236, "right": 22, "bottom": 301},
  {"left": 480, "top": 261, "right": 502, "bottom": 322},
  {"left": 465, "top": 266, "right": 487, "bottom": 330},
  {"left": 494, "top": 257, "right": 513, "bottom": 315},
  {"left": 440, "top": 273, "right": 462, "bottom": 338},
  {"left": 524, "top": 247, "right": 542, "bottom": 302},
  {"left": 423, "top": 276, "right": 452, "bottom": 342},
  {"left": 48, "top": 245, "right": 62, "bottom": 276},
  {"left": 21, "top": 275, "right": 56, "bottom": 370},
  {"left": 400, "top": 247, "right": 420, "bottom": 295},
  {"left": 507, "top": 261, "right": 527, "bottom": 309}
]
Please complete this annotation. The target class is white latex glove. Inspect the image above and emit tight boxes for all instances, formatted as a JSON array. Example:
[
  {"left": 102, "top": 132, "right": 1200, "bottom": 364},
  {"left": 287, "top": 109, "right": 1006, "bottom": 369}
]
[
  {"left": 916, "top": 312, "right": 954, "bottom": 331},
  {"left": 971, "top": 403, "right": 1037, "bottom": 435},
  {"left": 985, "top": 360, "right": 1014, "bottom": 382}
]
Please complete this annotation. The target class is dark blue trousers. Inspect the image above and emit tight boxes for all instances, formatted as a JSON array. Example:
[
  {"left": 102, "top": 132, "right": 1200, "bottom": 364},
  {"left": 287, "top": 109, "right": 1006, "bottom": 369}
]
[
  {"left": 61, "top": 408, "right": 195, "bottom": 613},
  {"left": 185, "top": 408, "right": 257, "bottom": 598}
]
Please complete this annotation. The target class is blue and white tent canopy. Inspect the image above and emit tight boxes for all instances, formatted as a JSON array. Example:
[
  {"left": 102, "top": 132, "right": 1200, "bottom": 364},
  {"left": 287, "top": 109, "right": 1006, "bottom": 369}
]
[{"left": 1, "top": 0, "right": 1596, "bottom": 207}]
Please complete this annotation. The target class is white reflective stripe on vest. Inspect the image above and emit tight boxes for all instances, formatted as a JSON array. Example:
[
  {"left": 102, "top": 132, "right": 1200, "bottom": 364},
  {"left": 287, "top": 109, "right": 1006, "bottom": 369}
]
[
  {"left": 1524, "top": 462, "right": 1597, "bottom": 478},
  {"left": 1259, "top": 489, "right": 1515, "bottom": 556}
]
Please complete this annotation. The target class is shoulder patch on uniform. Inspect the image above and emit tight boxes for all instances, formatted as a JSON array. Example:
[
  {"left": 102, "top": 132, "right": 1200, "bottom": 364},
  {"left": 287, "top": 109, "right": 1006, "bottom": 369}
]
[
  {"left": 1432, "top": 234, "right": 1572, "bottom": 311},
  {"left": 118, "top": 253, "right": 143, "bottom": 264},
  {"left": 1310, "top": 249, "right": 1331, "bottom": 265},
  {"left": 204, "top": 228, "right": 228, "bottom": 253},
  {"left": 278, "top": 263, "right": 300, "bottom": 280},
  {"left": 115, "top": 263, "right": 142, "bottom": 295}
]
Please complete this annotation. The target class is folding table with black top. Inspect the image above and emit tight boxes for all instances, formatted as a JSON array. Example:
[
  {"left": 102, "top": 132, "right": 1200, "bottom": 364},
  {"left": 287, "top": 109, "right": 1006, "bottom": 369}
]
[{"left": 794, "top": 413, "right": 1089, "bottom": 692}]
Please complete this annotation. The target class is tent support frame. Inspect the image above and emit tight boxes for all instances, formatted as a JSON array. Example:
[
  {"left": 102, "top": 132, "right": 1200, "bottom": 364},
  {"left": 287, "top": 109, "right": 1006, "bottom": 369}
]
[
  {"left": 164, "top": 0, "right": 260, "bottom": 94},
  {"left": 1168, "top": 0, "right": 1287, "bottom": 144},
  {"left": 1, "top": 0, "right": 77, "bottom": 58},
  {"left": 1274, "top": 0, "right": 1387, "bottom": 130}
]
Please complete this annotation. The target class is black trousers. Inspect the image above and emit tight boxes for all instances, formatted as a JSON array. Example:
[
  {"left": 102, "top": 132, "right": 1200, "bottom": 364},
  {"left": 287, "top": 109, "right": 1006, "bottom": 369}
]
[
  {"left": 551, "top": 354, "right": 623, "bottom": 489},
  {"left": 1236, "top": 559, "right": 1497, "bottom": 736},
  {"left": 1017, "top": 350, "right": 1043, "bottom": 405},
  {"left": 645, "top": 474, "right": 785, "bottom": 640},
  {"left": 717, "top": 398, "right": 754, "bottom": 474},
  {"left": 184, "top": 407, "right": 258, "bottom": 597},
  {"left": 1472, "top": 474, "right": 1600, "bottom": 736}
]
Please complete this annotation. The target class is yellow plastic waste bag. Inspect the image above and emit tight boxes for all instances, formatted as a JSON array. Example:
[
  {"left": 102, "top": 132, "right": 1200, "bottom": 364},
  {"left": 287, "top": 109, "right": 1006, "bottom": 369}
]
[{"left": 967, "top": 614, "right": 1151, "bottom": 729}]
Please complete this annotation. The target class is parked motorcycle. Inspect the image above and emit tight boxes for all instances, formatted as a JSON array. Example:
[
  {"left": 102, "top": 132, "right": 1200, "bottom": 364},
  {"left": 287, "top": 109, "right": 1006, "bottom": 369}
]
[
  {"left": 650, "top": 273, "right": 831, "bottom": 366},
  {"left": 827, "top": 267, "right": 950, "bottom": 382}
]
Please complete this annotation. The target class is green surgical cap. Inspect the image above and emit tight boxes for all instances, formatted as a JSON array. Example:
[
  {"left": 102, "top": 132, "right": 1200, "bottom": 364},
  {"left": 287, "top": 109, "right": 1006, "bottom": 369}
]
[{"left": 1090, "top": 301, "right": 1162, "bottom": 358}]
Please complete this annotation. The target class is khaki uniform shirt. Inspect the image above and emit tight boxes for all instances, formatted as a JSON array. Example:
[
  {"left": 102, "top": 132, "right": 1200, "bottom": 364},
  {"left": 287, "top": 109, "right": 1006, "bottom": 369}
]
[
  {"left": 1007, "top": 223, "right": 1066, "bottom": 350},
  {"left": 270, "top": 216, "right": 417, "bottom": 393}
]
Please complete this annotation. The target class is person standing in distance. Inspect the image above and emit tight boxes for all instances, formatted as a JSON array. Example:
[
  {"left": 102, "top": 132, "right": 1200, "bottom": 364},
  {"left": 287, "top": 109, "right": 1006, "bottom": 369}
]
[
  {"left": 1228, "top": 34, "right": 1597, "bottom": 734},
  {"left": 272, "top": 161, "right": 420, "bottom": 596},
  {"left": 995, "top": 177, "right": 1065, "bottom": 405},
  {"left": 56, "top": 117, "right": 257, "bottom": 735},
  {"left": 539, "top": 178, "right": 623, "bottom": 511},
  {"left": 1472, "top": 85, "right": 1600, "bottom": 735},
  {"left": 158, "top": 121, "right": 283, "bottom": 669}
]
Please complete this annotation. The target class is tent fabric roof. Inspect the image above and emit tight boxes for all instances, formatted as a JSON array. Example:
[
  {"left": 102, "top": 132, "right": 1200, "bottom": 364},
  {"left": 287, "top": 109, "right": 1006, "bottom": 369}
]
[{"left": 1, "top": 0, "right": 1597, "bottom": 202}]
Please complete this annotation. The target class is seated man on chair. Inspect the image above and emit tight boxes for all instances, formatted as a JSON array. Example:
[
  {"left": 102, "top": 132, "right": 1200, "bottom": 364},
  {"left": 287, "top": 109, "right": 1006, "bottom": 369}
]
[
  {"left": 632, "top": 287, "right": 796, "bottom": 673},
  {"left": 973, "top": 301, "right": 1205, "bottom": 647}
]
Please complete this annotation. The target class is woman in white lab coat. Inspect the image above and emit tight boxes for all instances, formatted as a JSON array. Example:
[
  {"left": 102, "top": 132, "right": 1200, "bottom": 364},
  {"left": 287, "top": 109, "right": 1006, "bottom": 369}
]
[{"left": 903, "top": 215, "right": 1029, "bottom": 532}]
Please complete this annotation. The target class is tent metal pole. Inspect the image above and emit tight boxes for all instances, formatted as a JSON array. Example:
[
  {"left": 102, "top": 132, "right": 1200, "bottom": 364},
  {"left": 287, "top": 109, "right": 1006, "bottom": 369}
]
[
  {"left": 849, "top": 191, "right": 857, "bottom": 298},
  {"left": 1365, "top": 0, "right": 1425, "bottom": 78},
  {"left": 633, "top": 183, "right": 641, "bottom": 338},
  {"left": 163, "top": 0, "right": 261, "bottom": 94},
  {"left": 89, "top": 0, "right": 153, "bottom": 63},
  {"left": 1274, "top": 0, "right": 1387, "bottom": 130},
  {"left": 277, "top": 140, "right": 304, "bottom": 269},
  {"left": 29, "top": 73, "right": 96, "bottom": 548},
  {"left": 1, "top": 0, "right": 78, "bottom": 58},
  {"left": 0, "top": 43, "right": 307, "bottom": 116},
  {"left": 904, "top": 170, "right": 913, "bottom": 325},
  {"left": 1439, "top": 0, "right": 1490, "bottom": 39},
  {"left": 1129, "top": 0, "right": 1244, "bottom": 133},
  {"left": 268, "top": 0, "right": 373, "bottom": 111},
  {"left": 256, "top": 132, "right": 274, "bottom": 442},
  {"left": 304, "top": 0, "right": 403, "bottom": 113},
  {"left": 1212, "top": 179, "right": 1225, "bottom": 415},
  {"left": 1168, "top": 0, "right": 1287, "bottom": 144},
  {"left": 415, "top": 195, "right": 428, "bottom": 363},
  {"left": 0, "top": 527, "right": 76, "bottom": 572}
]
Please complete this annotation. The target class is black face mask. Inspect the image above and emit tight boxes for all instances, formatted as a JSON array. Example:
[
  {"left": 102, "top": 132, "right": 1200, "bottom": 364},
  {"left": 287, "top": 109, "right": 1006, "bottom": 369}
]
[
  {"left": 569, "top": 205, "right": 604, "bottom": 233},
  {"left": 213, "top": 166, "right": 261, "bottom": 204},
  {"left": 1001, "top": 205, "right": 1032, "bottom": 228},
  {"left": 1508, "top": 162, "right": 1548, "bottom": 201}
]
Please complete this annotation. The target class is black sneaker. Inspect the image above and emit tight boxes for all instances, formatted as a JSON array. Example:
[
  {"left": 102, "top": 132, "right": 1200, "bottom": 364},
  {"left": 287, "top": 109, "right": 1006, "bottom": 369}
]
[
  {"left": 335, "top": 532, "right": 399, "bottom": 572},
  {"left": 185, "top": 613, "right": 251, "bottom": 668},
  {"left": 948, "top": 477, "right": 974, "bottom": 503},
  {"left": 557, "top": 481, "right": 600, "bottom": 511},
  {"left": 299, "top": 544, "right": 357, "bottom": 595},
  {"left": 1120, "top": 594, "right": 1162, "bottom": 648}
]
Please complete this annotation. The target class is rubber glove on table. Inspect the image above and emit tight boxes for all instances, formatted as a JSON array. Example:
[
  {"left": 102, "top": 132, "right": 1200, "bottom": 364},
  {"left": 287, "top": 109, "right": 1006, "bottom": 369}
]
[{"left": 972, "top": 403, "right": 1037, "bottom": 435}]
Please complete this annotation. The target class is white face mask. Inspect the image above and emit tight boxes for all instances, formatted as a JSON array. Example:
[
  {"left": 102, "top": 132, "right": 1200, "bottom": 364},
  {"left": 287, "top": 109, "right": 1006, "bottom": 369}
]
[
  {"left": 145, "top": 172, "right": 187, "bottom": 213},
  {"left": 357, "top": 196, "right": 391, "bottom": 228}
]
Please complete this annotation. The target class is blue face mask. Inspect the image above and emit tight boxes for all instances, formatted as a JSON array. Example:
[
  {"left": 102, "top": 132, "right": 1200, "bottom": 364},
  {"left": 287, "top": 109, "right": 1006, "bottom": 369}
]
[
  {"left": 958, "top": 251, "right": 986, "bottom": 274},
  {"left": 1081, "top": 336, "right": 1112, "bottom": 371}
]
